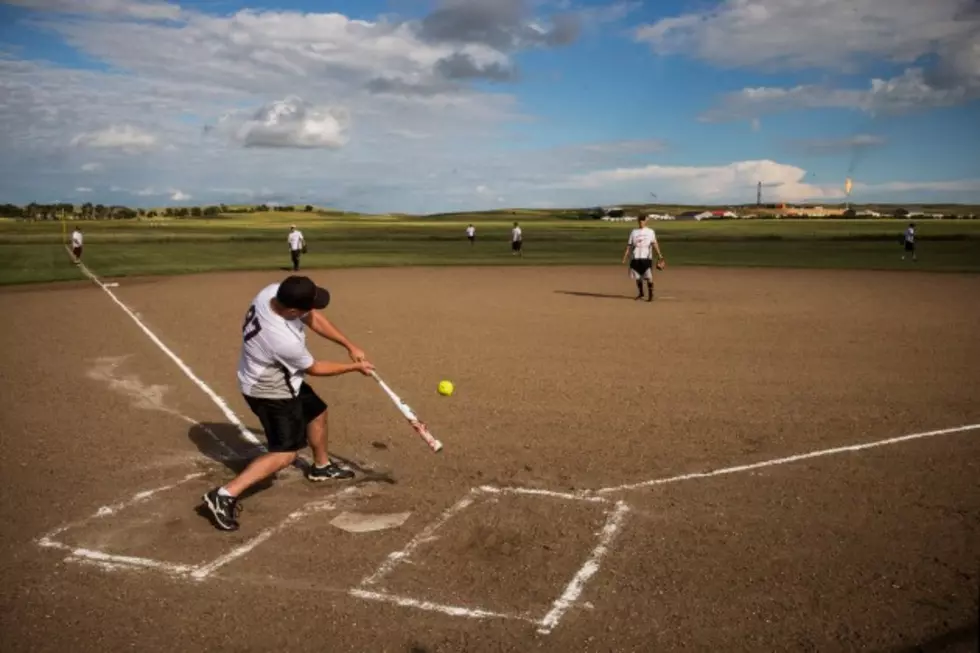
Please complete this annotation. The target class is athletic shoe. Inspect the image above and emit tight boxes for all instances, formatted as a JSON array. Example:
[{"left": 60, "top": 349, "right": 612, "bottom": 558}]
[
  {"left": 307, "top": 462, "right": 355, "bottom": 482},
  {"left": 202, "top": 488, "right": 241, "bottom": 531}
]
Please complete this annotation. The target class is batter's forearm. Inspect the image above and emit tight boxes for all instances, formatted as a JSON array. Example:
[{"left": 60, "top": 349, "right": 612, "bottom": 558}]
[
  {"left": 306, "top": 360, "right": 361, "bottom": 376},
  {"left": 309, "top": 312, "right": 354, "bottom": 349}
]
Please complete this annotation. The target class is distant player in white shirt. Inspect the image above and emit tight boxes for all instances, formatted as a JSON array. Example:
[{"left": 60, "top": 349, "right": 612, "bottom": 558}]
[
  {"left": 511, "top": 222, "right": 523, "bottom": 256},
  {"left": 70, "top": 227, "right": 83, "bottom": 263},
  {"left": 466, "top": 224, "right": 476, "bottom": 246},
  {"left": 902, "top": 222, "right": 917, "bottom": 261},
  {"left": 202, "top": 275, "right": 374, "bottom": 531},
  {"left": 287, "top": 225, "right": 306, "bottom": 271},
  {"left": 622, "top": 215, "right": 665, "bottom": 301}
]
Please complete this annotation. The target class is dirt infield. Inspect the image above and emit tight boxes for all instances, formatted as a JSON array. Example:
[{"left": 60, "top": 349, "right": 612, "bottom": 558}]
[{"left": 1, "top": 265, "right": 978, "bottom": 652}]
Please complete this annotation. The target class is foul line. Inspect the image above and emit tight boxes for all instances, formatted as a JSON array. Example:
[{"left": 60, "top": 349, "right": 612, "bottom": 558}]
[
  {"left": 68, "top": 247, "right": 261, "bottom": 448},
  {"left": 596, "top": 423, "right": 980, "bottom": 494}
]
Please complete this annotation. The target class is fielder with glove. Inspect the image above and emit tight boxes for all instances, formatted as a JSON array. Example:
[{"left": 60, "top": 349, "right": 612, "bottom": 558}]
[{"left": 622, "top": 214, "right": 665, "bottom": 302}]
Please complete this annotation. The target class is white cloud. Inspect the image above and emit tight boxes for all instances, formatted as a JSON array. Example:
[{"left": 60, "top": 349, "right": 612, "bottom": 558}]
[
  {"left": 634, "top": 0, "right": 976, "bottom": 74},
  {"left": 701, "top": 69, "right": 977, "bottom": 121},
  {"left": 637, "top": 0, "right": 980, "bottom": 119},
  {"left": 170, "top": 189, "right": 190, "bottom": 201},
  {"left": 549, "top": 159, "right": 844, "bottom": 203},
  {"left": 81, "top": 162, "right": 102, "bottom": 172},
  {"left": 70, "top": 124, "right": 157, "bottom": 152},
  {"left": 75, "top": 186, "right": 93, "bottom": 192},
  {"left": 214, "top": 96, "right": 350, "bottom": 149}
]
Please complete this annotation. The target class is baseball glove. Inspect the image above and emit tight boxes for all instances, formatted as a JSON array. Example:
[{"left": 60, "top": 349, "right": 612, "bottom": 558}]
[{"left": 656, "top": 258, "right": 666, "bottom": 271}]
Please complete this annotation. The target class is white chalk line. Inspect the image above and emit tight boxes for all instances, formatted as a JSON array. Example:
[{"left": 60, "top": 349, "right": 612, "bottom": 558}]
[
  {"left": 356, "top": 488, "right": 482, "bottom": 588},
  {"left": 349, "top": 589, "right": 537, "bottom": 623},
  {"left": 37, "top": 472, "right": 205, "bottom": 546},
  {"left": 63, "top": 549, "right": 197, "bottom": 576},
  {"left": 37, "top": 472, "right": 206, "bottom": 575},
  {"left": 595, "top": 422, "right": 980, "bottom": 494},
  {"left": 478, "top": 485, "right": 607, "bottom": 503},
  {"left": 536, "top": 501, "right": 630, "bottom": 635},
  {"left": 68, "top": 247, "right": 261, "bottom": 449},
  {"left": 191, "top": 486, "right": 361, "bottom": 580}
]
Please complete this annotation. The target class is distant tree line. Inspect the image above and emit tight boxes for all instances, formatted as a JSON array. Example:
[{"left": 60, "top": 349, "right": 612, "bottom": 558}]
[{"left": 0, "top": 202, "right": 324, "bottom": 220}]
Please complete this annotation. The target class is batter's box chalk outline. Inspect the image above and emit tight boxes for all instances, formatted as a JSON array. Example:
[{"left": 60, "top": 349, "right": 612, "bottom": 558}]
[
  {"left": 348, "top": 485, "right": 630, "bottom": 635},
  {"left": 35, "top": 473, "right": 360, "bottom": 580}
]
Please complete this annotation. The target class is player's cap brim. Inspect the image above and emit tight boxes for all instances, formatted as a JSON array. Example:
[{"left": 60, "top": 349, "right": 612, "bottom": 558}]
[{"left": 311, "top": 286, "right": 330, "bottom": 309}]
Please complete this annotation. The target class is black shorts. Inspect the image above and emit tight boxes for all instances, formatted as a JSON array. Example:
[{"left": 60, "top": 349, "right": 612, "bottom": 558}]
[
  {"left": 468, "top": 235, "right": 475, "bottom": 242},
  {"left": 72, "top": 246, "right": 83, "bottom": 258},
  {"left": 243, "top": 383, "right": 327, "bottom": 452},
  {"left": 904, "top": 240, "right": 915, "bottom": 251},
  {"left": 630, "top": 259, "right": 653, "bottom": 274},
  {"left": 512, "top": 240, "right": 522, "bottom": 251}
]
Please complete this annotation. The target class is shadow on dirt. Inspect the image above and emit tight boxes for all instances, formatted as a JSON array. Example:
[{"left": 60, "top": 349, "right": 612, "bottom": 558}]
[
  {"left": 555, "top": 290, "right": 634, "bottom": 300},
  {"left": 889, "top": 621, "right": 979, "bottom": 653},
  {"left": 187, "top": 422, "right": 398, "bottom": 489}
]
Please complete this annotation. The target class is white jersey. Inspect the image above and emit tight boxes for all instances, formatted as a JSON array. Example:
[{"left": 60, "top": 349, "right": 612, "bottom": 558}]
[
  {"left": 512, "top": 226, "right": 522, "bottom": 242},
  {"left": 905, "top": 227, "right": 915, "bottom": 243},
  {"left": 466, "top": 226, "right": 475, "bottom": 237},
  {"left": 287, "top": 230, "right": 304, "bottom": 251},
  {"left": 627, "top": 227, "right": 657, "bottom": 260},
  {"left": 237, "top": 283, "right": 314, "bottom": 399},
  {"left": 71, "top": 230, "right": 83, "bottom": 247}
]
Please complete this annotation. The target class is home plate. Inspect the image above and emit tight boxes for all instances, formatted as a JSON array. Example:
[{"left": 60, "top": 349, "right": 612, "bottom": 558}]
[{"left": 330, "top": 511, "right": 411, "bottom": 533}]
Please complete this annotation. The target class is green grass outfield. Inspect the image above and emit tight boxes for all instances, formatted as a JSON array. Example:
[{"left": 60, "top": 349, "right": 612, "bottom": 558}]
[{"left": 1, "top": 215, "right": 979, "bottom": 285}]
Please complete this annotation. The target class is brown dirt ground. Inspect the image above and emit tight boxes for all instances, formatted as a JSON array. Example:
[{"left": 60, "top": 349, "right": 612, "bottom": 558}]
[{"left": 1, "top": 265, "right": 978, "bottom": 653}]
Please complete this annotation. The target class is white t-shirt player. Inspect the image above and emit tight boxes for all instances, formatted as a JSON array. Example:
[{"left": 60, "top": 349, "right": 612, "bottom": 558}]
[
  {"left": 237, "top": 282, "right": 316, "bottom": 399},
  {"left": 622, "top": 215, "right": 664, "bottom": 301}
]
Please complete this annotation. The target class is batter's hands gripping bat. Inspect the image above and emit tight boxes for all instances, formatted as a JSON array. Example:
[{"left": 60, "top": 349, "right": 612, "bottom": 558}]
[{"left": 369, "top": 371, "right": 443, "bottom": 452}]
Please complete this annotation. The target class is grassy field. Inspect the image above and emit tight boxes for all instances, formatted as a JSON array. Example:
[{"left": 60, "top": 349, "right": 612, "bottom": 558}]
[{"left": 1, "top": 214, "right": 979, "bottom": 285}]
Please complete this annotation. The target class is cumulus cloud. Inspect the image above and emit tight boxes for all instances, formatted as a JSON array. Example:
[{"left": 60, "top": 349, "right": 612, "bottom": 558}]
[
  {"left": 70, "top": 124, "right": 157, "bottom": 152},
  {"left": 213, "top": 96, "right": 351, "bottom": 149},
  {"left": 548, "top": 159, "right": 844, "bottom": 203},
  {"left": 170, "top": 189, "right": 190, "bottom": 201},
  {"left": 81, "top": 162, "right": 102, "bottom": 172}
]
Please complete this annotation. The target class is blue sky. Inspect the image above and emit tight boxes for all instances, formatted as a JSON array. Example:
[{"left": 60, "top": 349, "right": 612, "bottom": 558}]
[{"left": 0, "top": 0, "right": 978, "bottom": 212}]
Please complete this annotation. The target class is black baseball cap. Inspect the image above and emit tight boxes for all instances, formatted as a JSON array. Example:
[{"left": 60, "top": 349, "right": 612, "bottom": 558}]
[{"left": 276, "top": 275, "right": 330, "bottom": 311}]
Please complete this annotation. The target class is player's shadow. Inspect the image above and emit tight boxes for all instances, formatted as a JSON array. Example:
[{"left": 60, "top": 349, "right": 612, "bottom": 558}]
[{"left": 555, "top": 290, "right": 634, "bottom": 300}]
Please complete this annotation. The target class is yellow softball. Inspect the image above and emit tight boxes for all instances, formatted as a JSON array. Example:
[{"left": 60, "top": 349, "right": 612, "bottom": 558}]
[{"left": 437, "top": 380, "right": 454, "bottom": 396}]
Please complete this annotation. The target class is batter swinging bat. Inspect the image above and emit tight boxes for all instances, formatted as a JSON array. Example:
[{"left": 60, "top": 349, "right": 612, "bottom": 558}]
[{"left": 370, "top": 371, "right": 443, "bottom": 452}]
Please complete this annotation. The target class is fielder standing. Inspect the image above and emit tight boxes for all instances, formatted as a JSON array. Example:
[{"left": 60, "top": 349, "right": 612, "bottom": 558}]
[
  {"left": 466, "top": 224, "right": 476, "bottom": 245},
  {"left": 287, "top": 225, "right": 306, "bottom": 271},
  {"left": 622, "top": 215, "right": 664, "bottom": 301},
  {"left": 902, "top": 222, "right": 917, "bottom": 262},
  {"left": 202, "top": 275, "right": 373, "bottom": 532},
  {"left": 70, "top": 227, "right": 83, "bottom": 264},
  {"left": 511, "top": 222, "right": 523, "bottom": 257}
]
